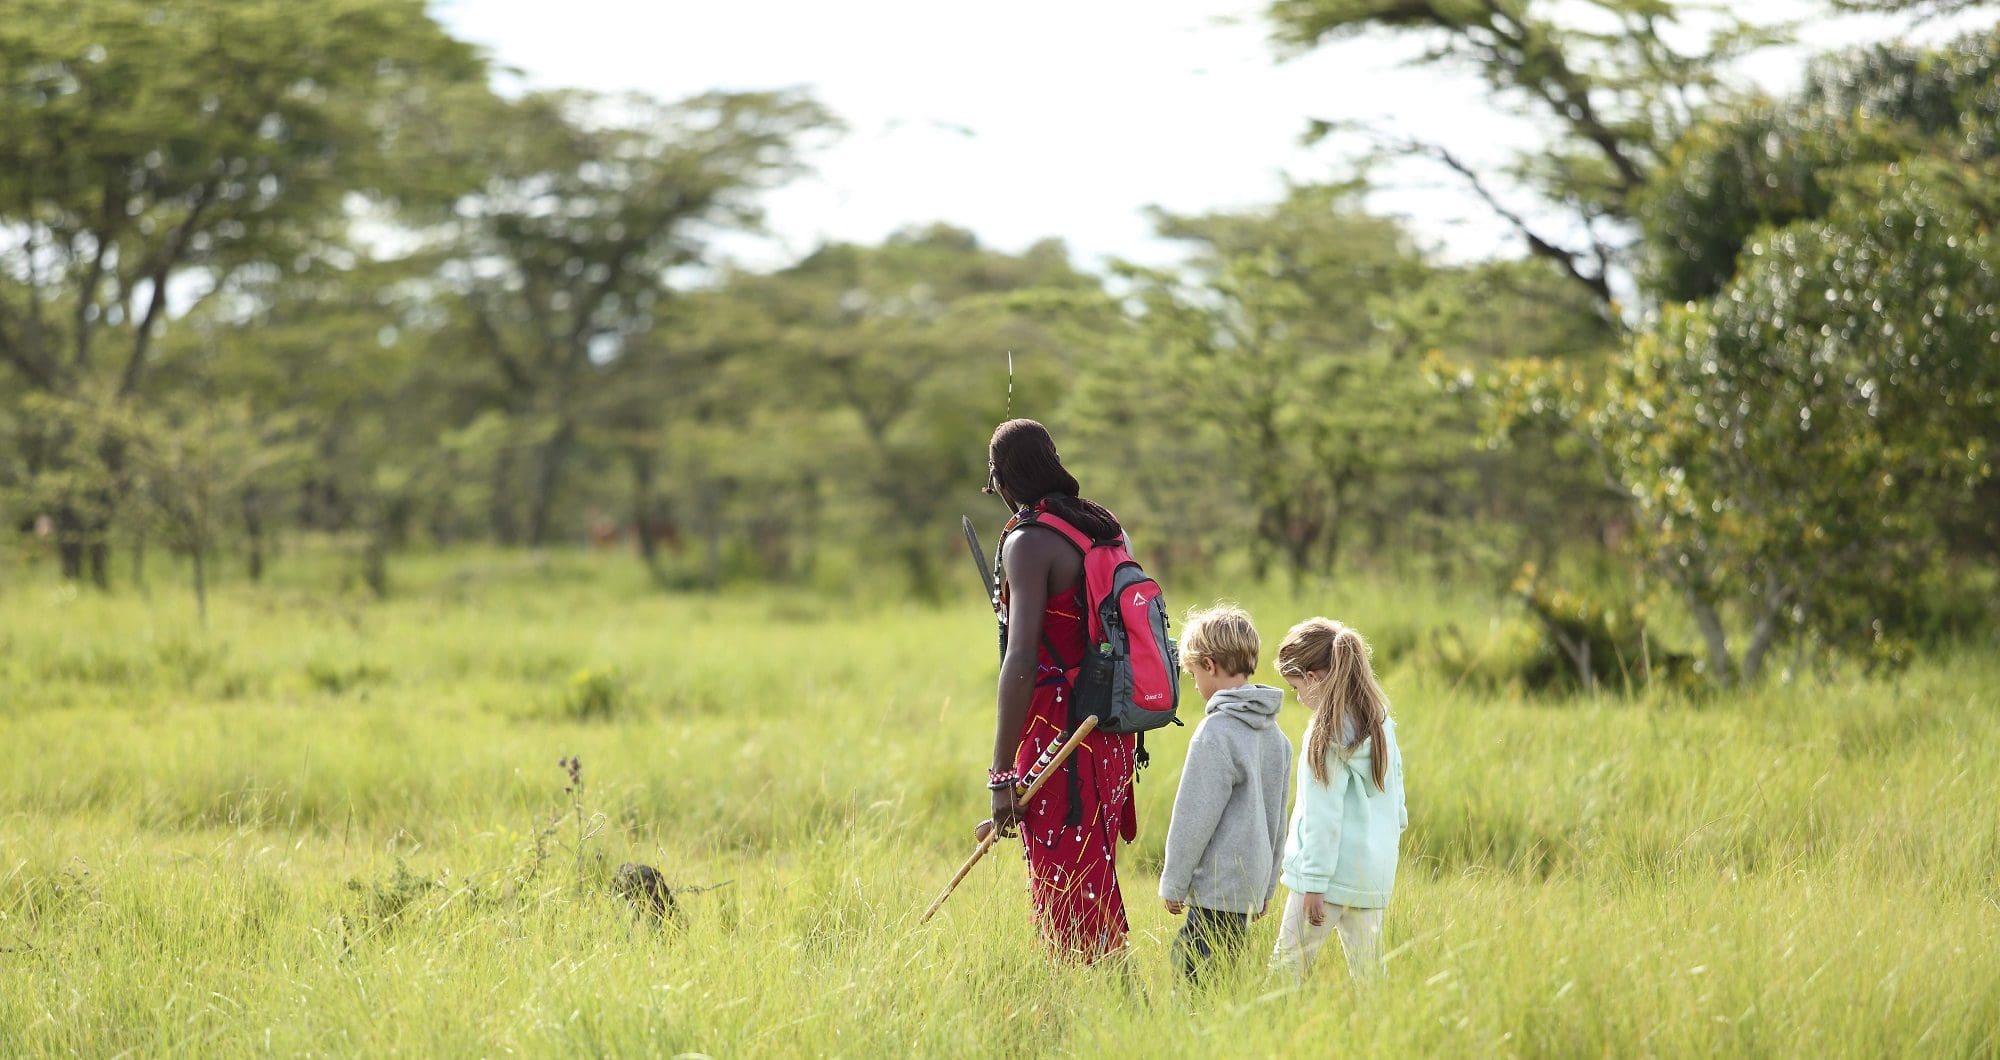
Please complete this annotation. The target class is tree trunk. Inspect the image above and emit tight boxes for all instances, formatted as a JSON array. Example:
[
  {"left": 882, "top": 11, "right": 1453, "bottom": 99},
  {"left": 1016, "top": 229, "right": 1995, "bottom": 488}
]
[
  {"left": 704, "top": 513, "right": 722, "bottom": 593},
  {"left": 902, "top": 538, "right": 941, "bottom": 602},
  {"left": 796, "top": 473, "right": 821, "bottom": 581},
  {"left": 302, "top": 426, "right": 346, "bottom": 530},
  {"left": 191, "top": 545, "right": 208, "bottom": 626},
  {"left": 362, "top": 525, "right": 389, "bottom": 599},
  {"left": 1683, "top": 585, "right": 1734, "bottom": 688},
  {"left": 1740, "top": 579, "right": 1793, "bottom": 685},
  {"left": 628, "top": 447, "right": 666, "bottom": 587},
  {"left": 698, "top": 476, "right": 728, "bottom": 593},
  {"left": 244, "top": 489, "right": 266, "bottom": 583},
  {"left": 428, "top": 454, "right": 460, "bottom": 546},
  {"left": 1283, "top": 522, "right": 1319, "bottom": 592},
  {"left": 87, "top": 536, "right": 109, "bottom": 589},
  {"left": 1524, "top": 594, "right": 1596, "bottom": 692},
  {"left": 86, "top": 435, "right": 126, "bottom": 590},
  {"left": 55, "top": 506, "right": 85, "bottom": 580},
  {"left": 526, "top": 418, "right": 577, "bottom": 548},
  {"left": 490, "top": 447, "right": 521, "bottom": 546}
]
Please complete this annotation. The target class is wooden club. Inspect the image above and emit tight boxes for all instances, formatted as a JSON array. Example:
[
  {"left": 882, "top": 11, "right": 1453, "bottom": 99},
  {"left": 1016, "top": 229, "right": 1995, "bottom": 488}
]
[{"left": 918, "top": 715, "right": 1100, "bottom": 925}]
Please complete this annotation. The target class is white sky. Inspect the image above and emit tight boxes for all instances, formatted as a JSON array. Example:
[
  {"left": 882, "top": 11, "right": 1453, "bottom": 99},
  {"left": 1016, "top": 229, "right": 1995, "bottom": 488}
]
[{"left": 435, "top": 0, "right": 1991, "bottom": 273}]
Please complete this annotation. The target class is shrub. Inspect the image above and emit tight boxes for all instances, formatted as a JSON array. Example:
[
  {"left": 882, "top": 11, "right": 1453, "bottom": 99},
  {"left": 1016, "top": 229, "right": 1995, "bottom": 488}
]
[{"left": 560, "top": 667, "right": 625, "bottom": 721}]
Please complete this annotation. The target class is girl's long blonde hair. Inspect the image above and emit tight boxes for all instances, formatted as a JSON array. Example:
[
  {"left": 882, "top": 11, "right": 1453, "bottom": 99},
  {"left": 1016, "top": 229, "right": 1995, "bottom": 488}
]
[{"left": 1276, "top": 617, "right": 1390, "bottom": 790}]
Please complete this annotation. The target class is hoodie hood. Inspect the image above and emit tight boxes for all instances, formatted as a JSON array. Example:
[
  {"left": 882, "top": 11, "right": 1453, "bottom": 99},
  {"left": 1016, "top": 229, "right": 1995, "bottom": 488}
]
[
  {"left": 1205, "top": 684, "right": 1284, "bottom": 730},
  {"left": 1338, "top": 716, "right": 1397, "bottom": 789}
]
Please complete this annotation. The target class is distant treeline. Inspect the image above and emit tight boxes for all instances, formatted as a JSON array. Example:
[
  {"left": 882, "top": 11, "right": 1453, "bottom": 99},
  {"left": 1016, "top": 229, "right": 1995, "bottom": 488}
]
[{"left": 2, "top": 0, "right": 1995, "bottom": 681}]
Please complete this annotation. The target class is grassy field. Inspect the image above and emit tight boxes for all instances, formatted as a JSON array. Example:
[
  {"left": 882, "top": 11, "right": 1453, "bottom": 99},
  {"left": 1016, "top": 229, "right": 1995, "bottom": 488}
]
[{"left": 1, "top": 549, "right": 1996, "bottom": 1057}]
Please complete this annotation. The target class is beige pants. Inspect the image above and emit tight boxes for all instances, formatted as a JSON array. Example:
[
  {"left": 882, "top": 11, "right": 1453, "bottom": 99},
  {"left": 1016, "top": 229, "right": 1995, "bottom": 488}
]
[{"left": 1269, "top": 891, "right": 1385, "bottom": 982}]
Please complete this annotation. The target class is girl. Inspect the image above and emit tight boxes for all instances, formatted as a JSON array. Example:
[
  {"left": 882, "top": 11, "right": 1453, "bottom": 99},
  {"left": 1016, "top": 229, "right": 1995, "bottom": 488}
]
[{"left": 1271, "top": 617, "right": 1407, "bottom": 982}]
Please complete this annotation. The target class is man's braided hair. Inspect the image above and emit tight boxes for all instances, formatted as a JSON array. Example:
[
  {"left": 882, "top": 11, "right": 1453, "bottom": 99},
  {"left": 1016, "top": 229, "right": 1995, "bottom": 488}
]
[{"left": 985, "top": 419, "right": 1121, "bottom": 542}]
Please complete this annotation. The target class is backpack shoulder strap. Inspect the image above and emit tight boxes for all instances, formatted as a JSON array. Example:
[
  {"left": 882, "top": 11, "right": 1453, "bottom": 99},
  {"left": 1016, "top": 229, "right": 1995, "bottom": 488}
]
[
  {"left": 996, "top": 508, "right": 1082, "bottom": 672},
  {"left": 1023, "top": 507, "right": 1093, "bottom": 555}
]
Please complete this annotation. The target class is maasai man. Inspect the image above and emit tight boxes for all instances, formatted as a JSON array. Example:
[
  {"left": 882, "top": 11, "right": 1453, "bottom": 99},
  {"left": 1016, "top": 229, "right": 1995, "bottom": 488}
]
[{"left": 982, "top": 419, "right": 1139, "bottom": 961}]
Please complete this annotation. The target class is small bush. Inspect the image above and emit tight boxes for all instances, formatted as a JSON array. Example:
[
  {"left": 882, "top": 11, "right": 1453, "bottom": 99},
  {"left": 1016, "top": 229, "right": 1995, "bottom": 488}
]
[
  {"left": 560, "top": 667, "right": 625, "bottom": 721},
  {"left": 303, "top": 659, "right": 389, "bottom": 695},
  {"left": 154, "top": 636, "right": 228, "bottom": 689},
  {"left": 338, "top": 857, "right": 437, "bottom": 951},
  {"left": 1420, "top": 568, "right": 1701, "bottom": 696},
  {"left": 1422, "top": 619, "right": 1546, "bottom": 692},
  {"left": 1512, "top": 567, "right": 1700, "bottom": 695}
]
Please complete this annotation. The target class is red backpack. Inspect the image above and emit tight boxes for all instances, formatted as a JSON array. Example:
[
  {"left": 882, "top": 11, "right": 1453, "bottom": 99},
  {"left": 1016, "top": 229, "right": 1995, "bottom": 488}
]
[{"left": 1000, "top": 503, "right": 1183, "bottom": 760}]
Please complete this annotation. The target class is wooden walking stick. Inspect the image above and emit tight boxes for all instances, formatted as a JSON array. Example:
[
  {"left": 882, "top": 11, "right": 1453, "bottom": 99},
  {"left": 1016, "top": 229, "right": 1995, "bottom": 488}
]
[{"left": 919, "top": 715, "right": 1100, "bottom": 925}]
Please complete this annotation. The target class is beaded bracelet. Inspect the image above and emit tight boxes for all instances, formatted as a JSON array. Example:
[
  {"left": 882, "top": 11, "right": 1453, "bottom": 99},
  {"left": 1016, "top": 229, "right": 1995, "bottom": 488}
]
[{"left": 986, "top": 768, "right": 1021, "bottom": 791}]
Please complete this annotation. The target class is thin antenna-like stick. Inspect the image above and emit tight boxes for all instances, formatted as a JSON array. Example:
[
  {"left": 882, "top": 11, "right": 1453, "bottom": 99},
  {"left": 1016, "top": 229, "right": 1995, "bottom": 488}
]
[{"left": 1006, "top": 350, "right": 1014, "bottom": 420}]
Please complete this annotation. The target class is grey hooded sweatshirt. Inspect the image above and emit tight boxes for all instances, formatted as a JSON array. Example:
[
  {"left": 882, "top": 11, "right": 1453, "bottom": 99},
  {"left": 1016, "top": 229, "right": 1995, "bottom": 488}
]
[{"left": 1158, "top": 684, "right": 1293, "bottom": 914}]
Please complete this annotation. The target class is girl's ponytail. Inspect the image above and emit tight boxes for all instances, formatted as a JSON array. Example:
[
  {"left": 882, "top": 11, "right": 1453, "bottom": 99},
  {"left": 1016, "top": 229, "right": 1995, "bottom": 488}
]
[{"left": 1278, "top": 618, "right": 1392, "bottom": 790}]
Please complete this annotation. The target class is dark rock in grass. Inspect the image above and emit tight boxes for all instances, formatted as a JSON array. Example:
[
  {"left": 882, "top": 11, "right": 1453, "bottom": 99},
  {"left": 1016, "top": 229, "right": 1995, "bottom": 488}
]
[{"left": 612, "top": 862, "right": 679, "bottom": 926}]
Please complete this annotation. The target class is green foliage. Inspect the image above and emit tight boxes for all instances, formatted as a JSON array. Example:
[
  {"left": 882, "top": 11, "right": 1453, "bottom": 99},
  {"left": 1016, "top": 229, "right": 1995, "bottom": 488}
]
[
  {"left": 1521, "top": 177, "right": 1994, "bottom": 678},
  {"left": 1467, "top": 26, "right": 2000, "bottom": 685},
  {"left": 2, "top": 0, "right": 1994, "bottom": 687},
  {"left": 684, "top": 226, "right": 1097, "bottom": 596},
  {"left": 341, "top": 856, "right": 437, "bottom": 937},
  {"left": 1638, "top": 101, "right": 1851, "bottom": 302},
  {"left": 1511, "top": 565, "right": 1700, "bottom": 694},
  {"left": 1272, "top": 0, "right": 1792, "bottom": 309},
  {"left": 1615, "top": 167, "right": 1997, "bottom": 676},
  {"left": 1827, "top": 0, "right": 1995, "bottom": 16},
  {"left": 434, "top": 87, "right": 838, "bottom": 548},
  {"left": 1077, "top": 185, "right": 1437, "bottom": 578},
  {"left": 1639, "top": 28, "right": 2000, "bottom": 302},
  {"left": 560, "top": 667, "right": 626, "bottom": 722},
  {"left": 0, "top": 0, "right": 484, "bottom": 583}
]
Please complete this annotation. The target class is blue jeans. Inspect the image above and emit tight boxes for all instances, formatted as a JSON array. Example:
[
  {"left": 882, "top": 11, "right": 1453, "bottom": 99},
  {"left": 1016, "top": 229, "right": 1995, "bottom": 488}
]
[{"left": 1172, "top": 905, "right": 1250, "bottom": 984}]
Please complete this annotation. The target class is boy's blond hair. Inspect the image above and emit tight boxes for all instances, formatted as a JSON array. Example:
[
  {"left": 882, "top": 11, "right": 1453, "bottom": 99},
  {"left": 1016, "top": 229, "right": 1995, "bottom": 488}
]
[{"left": 1181, "top": 604, "right": 1260, "bottom": 678}]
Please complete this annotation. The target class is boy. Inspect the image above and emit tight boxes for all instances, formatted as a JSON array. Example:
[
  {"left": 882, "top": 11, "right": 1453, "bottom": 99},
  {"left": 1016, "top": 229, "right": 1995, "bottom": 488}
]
[{"left": 1160, "top": 605, "right": 1293, "bottom": 984}]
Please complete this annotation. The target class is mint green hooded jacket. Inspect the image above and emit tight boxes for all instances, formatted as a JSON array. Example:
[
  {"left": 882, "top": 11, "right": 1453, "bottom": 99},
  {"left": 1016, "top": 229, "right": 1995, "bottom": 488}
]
[{"left": 1279, "top": 717, "right": 1406, "bottom": 909}]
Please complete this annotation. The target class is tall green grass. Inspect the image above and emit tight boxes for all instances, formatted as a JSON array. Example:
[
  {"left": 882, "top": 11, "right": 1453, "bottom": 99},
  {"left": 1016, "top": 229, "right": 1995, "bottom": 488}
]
[{"left": 1, "top": 551, "right": 1995, "bottom": 1056}]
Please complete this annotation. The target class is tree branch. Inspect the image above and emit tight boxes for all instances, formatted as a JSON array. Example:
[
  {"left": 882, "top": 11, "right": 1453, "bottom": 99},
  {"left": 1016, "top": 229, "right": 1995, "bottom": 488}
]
[
  {"left": 1740, "top": 574, "right": 1795, "bottom": 684},
  {"left": 466, "top": 295, "right": 533, "bottom": 399},
  {"left": 121, "top": 181, "right": 219, "bottom": 397},
  {"left": 1403, "top": 136, "right": 1617, "bottom": 310},
  {"left": 74, "top": 181, "right": 125, "bottom": 376},
  {"left": 1484, "top": 1, "right": 1652, "bottom": 190},
  {"left": 0, "top": 285, "right": 54, "bottom": 389},
  {"left": 19, "top": 208, "right": 51, "bottom": 370},
  {"left": 1830, "top": 0, "right": 1993, "bottom": 19},
  {"left": 1679, "top": 574, "right": 1734, "bottom": 688}
]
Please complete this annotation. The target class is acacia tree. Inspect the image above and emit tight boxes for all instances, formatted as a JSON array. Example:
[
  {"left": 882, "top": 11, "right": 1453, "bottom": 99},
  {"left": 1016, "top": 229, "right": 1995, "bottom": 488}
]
[
  {"left": 30, "top": 393, "right": 302, "bottom": 623},
  {"left": 131, "top": 402, "right": 304, "bottom": 624},
  {"left": 1101, "top": 185, "right": 1433, "bottom": 580},
  {"left": 0, "top": 0, "right": 483, "bottom": 583},
  {"left": 435, "top": 89, "right": 836, "bottom": 547},
  {"left": 1479, "top": 30, "right": 2000, "bottom": 684},
  {"left": 590, "top": 286, "right": 784, "bottom": 588},
  {"left": 728, "top": 226, "right": 1099, "bottom": 596},
  {"left": 157, "top": 249, "right": 475, "bottom": 592},
  {"left": 1270, "top": 0, "right": 1788, "bottom": 314}
]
